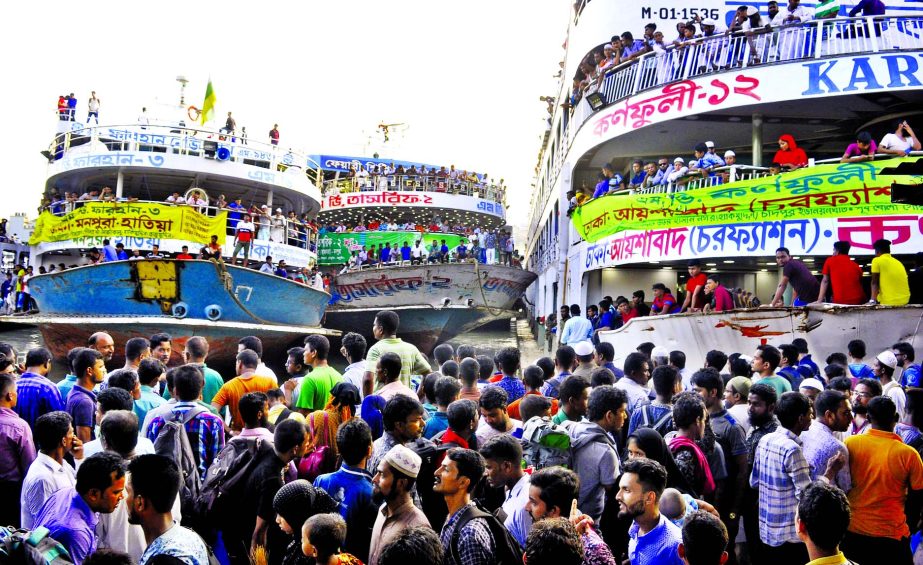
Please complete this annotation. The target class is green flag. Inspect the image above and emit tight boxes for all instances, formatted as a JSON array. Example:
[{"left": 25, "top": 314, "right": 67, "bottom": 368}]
[{"left": 201, "top": 78, "right": 216, "bottom": 126}]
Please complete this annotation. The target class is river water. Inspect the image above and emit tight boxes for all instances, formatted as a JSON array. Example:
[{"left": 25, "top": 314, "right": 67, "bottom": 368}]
[{"left": 0, "top": 317, "right": 542, "bottom": 380}]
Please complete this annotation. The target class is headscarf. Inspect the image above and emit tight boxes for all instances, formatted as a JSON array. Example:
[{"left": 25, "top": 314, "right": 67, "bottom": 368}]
[
  {"left": 629, "top": 428, "right": 695, "bottom": 495},
  {"left": 361, "top": 395, "right": 386, "bottom": 440},
  {"left": 772, "top": 134, "right": 808, "bottom": 168},
  {"left": 272, "top": 480, "right": 339, "bottom": 537}
]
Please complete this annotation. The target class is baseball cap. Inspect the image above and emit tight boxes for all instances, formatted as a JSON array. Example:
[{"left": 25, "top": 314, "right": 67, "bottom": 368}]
[{"left": 728, "top": 376, "right": 752, "bottom": 398}]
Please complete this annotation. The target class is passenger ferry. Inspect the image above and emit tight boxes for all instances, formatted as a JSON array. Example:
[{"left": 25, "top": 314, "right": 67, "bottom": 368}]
[
  {"left": 524, "top": 1, "right": 923, "bottom": 367},
  {"left": 23, "top": 97, "right": 335, "bottom": 369},
  {"left": 312, "top": 155, "right": 537, "bottom": 352}
]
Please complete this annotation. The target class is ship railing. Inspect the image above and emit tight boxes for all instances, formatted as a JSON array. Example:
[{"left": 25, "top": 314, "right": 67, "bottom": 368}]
[
  {"left": 43, "top": 198, "right": 320, "bottom": 251},
  {"left": 562, "top": 15, "right": 923, "bottom": 162},
  {"left": 48, "top": 123, "right": 313, "bottom": 173},
  {"left": 320, "top": 176, "right": 506, "bottom": 205}
]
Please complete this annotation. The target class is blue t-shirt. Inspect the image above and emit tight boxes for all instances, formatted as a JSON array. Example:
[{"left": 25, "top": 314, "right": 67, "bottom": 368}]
[
  {"left": 381, "top": 247, "right": 391, "bottom": 262},
  {"left": 400, "top": 246, "right": 411, "bottom": 261},
  {"left": 848, "top": 363, "right": 875, "bottom": 380},
  {"left": 66, "top": 386, "right": 97, "bottom": 440},
  {"left": 593, "top": 179, "right": 609, "bottom": 199},
  {"left": 902, "top": 364, "right": 923, "bottom": 388},
  {"left": 440, "top": 244, "right": 449, "bottom": 256},
  {"left": 597, "top": 311, "right": 615, "bottom": 330},
  {"left": 313, "top": 464, "right": 376, "bottom": 557},
  {"left": 423, "top": 411, "right": 450, "bottom": 440},
  {"left": 457, "top": 245, "right": 467, "bottom": 258}
]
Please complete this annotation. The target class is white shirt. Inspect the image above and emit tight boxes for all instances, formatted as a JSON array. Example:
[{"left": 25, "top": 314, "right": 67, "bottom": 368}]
[
  {"left": 313, "top": 274, "right": 324, "bottom": 291},
  {"left": 21, "top": 453, "right": 77, "bottom": 528},
  {"left": 235, "top": 221, "right": 255, "bottom": 237},
  {"left": 259, "top": 263, "right": 274, "bottom": 274},
  {"left": 880, "top": 133, "right": 914, "bottom": 153},
  {"left": 166, "top": 195, "right": 186, "bottom": 204},
  {"left": 411, "top": 245, "right": 424, "bottom": 259},
  {"left": 343, "top": 361, "right": 367, "bottom": 398},
  {"left": 728, "top": 403, "right": 751, "bottom": 435},
  {"left": 771, "top": 6, "right": 813, "bottom": 25},
  {"left": 883, "top": 380, "right": 907, "bottom": 421},
  {"left": 475, "top": 417, "right": 523, "bottom": 445},
  {"left": 255, "top": 362, "right": 278, "bottom": 383},
  {"left": 80, "top": 437, "right": 155, "bottom": 461},
  {"left": 502, "top": 473, "right": 533, "bottom": 547}
]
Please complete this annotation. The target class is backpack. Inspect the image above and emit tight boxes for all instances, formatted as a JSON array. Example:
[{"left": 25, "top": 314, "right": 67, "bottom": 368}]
[
  {"left": 520, "top": 416, "right": 572, "bottom": 470},
  {"left": 450, "top": 503, "right": 523, "bottom": 565},
  {"left": 0, "top": 526, "right": 72, "bottom": 565},
  {"left": 193, "top": 437, "right": 272, "bottom": 529},
  {"left": 153, "top": 405, "right": 209, "bottom": 516},
  {"left": 638, "top": 404, "right": 674, "bottom": 436}
]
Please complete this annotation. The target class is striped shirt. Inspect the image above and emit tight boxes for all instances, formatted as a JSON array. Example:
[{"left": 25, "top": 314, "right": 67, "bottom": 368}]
[
  {"left": 15, "top": 372, "right": 64, "bottom": 430},
  {"left": 147, "top": 401, "right": 226, "bottom": 480},
  {"left": 749, "top": 427, "right": 812, "bottom": 547},
  {"left": 366, "top": 337, "right": 431, "bottom": 389}
]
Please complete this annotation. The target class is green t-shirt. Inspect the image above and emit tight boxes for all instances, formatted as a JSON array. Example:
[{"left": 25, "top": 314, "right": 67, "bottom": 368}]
[
  {"left": 296, "top": 365, "right": 343, "bottom": 411},
  {"left": 366, "top": 337, "right": 432, "bottom": 389},
  {"left": 162, "top": 363, "right": 226, "bottom": 406},
  {"left": 759, "top": 375, "right": 793, "bottom": 399},
  {"left": 552, "top": 409, "right": 581, "bottom": 425}
]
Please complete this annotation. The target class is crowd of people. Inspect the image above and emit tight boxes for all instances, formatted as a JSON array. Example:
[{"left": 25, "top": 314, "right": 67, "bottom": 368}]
[
  {"left": 579, "top": 120, "right": 920, "bottom": 203},
  {"left": 326, "top": 163, "right": 507, "bottom": 203},
  {"left": 0, "top": 303, "right": 920, "bottom": 565},
  {"left": 340, "top": 230, "right": 521, "bottom": 272}
]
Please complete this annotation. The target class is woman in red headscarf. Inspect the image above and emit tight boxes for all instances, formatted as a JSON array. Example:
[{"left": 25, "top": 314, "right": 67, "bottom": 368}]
[{"left": 772, "top": 134, "right": 809, "bottom": 170}]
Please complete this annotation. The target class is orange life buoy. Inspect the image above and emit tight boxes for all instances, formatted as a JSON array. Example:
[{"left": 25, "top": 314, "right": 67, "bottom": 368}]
[{"left": 187, "top": 106, "right": 201, "bottom": 122}]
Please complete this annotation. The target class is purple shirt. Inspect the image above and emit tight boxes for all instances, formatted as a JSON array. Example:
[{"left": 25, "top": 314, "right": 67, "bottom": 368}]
[
  {"left": 33, "top": 487, "right": 98, "bottom": 565},
  {"left": 0, "top": 407, "right": 36, "bottom": 482},
  {"left": 15, "top": 372, "right": 64, "bottom": 430},
  {"left": 844, "top": 140, "right": 877, "bottom": 157},
  {"left": 66, "top": 386, "right": 97, "bottom": 440},
  {"left": 783, "top": 259, "right": 820, "bottom": 303}
]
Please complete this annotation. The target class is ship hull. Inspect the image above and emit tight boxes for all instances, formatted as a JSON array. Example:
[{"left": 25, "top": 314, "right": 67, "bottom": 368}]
[
  {"left": 324, "top": 305, "right": 515, "bottom": 354},
  {"left": 29, "top": 259, "right": 330, "bottom": 327},
  {"left": 14, "top": 315, "right": 338, "bottom": 375},
  {"left": 326, "top": 263, "right": 535, "bottom": 352},
  {"left": 598, "top": 305, "right": 923, "bottom": 370}
]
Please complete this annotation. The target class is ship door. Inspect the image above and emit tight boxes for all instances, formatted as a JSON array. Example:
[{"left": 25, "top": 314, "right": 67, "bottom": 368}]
[{"left": 132, "top": 261, "right": 179, "bottom": 312}]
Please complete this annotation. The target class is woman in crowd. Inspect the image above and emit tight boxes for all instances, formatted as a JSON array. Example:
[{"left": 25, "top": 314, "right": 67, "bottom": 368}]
[
  {"left": 627, "top": 428, "right": 694, "bottom": 494},
  {"left": 305, "top": 383, "right": 361, "bottom": 477},
  {"left": 772, "top": 133, "right": 809, "bottom": 170},
  {"left": 273, "top": 480, "right": 339, "bottom": 565}
]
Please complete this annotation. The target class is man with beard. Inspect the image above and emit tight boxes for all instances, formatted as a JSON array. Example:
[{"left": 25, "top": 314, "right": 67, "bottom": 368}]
[
  {"left": 741, "top": 383, "right": 778, "bottom": 565},
  {"left": 475, "top": 386, "right": 521, "bottom": 444},
  {"left": 569, "top": 386, "right": 626, "bottom": 522},
  {"left": 801, "top": 390, "right": 852, "bottom": 492},
  {"left": 124, "top": 454, "right": 210, "bottom": 565},
  {"left": 368, "top": 445, "right": 430, "bottom": 565},
  {"left": 616, "top": 457, "right": 683, "bottom": 565},
  {"left": 368, "top": 395, "right": 426, "bottom": 477},
  {"left": 848, "top": 378, "right": 881, "bottom": 436}
]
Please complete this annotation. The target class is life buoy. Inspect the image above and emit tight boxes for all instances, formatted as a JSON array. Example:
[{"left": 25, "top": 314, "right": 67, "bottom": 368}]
[{"left": 187, "top": 106, "right": 201, "bottom": 122}]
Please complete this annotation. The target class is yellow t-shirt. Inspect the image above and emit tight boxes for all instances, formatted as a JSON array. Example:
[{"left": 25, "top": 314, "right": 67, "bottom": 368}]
[
  {"left": 872, "top": 253, "right": 910, "bottom": 305},
  {"left": 845, "top": 428, "right": 923, "bottom": 539}
]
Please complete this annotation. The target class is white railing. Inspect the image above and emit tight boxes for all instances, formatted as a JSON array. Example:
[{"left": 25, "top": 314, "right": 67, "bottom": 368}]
[
  {"left": 48, "top": 123, "right": 314, "bottom": 174},
  {"left": 321, "top": 176, "right": 506, "bottom": 205}
]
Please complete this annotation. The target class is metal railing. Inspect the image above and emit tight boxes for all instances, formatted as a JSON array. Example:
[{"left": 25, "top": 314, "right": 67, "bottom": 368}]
[
  {"left": 48, "top": 123, "right": 314, "bottom": 174},
  {"left": 40, "top": 198, "right": 319, "bottom": 251},
  {"left": 321, "top": 176, "right": 506, "bottom": 205}
]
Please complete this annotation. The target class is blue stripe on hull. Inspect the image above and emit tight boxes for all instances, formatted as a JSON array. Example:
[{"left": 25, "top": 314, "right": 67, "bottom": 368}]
[{"left": 28, "top": 260, "right": 329, "bottom": 326}]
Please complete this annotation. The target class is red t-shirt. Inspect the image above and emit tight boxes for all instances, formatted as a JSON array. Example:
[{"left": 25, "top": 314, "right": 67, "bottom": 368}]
[
  {"left": 822, "top": 254, "right": 866, "bottom": 304},
  {"left": 686, "top": 273, "right": 707, "bottom": 308}
]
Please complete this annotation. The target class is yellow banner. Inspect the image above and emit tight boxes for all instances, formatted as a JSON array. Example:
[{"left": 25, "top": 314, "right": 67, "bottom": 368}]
[{"left": 29, "top": 202, "right": 227, "bottom": 245}]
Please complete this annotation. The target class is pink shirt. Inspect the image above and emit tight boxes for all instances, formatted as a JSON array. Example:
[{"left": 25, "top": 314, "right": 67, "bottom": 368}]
[{"left": 713, "top": 285, "right": 735, "bottom": 312}]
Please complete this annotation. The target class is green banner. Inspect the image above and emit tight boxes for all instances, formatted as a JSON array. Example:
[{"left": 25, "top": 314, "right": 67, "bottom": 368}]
[
  {"left": 316, "top": 231, "right": 469, "bottom": 264},
  {"left": 572, "top": 158, "right": 919, "bottom": 243}
]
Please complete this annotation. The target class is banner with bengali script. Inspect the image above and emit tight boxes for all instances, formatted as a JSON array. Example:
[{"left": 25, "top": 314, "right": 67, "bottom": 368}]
[
  {"left": 317, "top": 231, "right": 469, "bottom": 264},
  {"left": 29, "top": 202, "right": 227, "bottom": 245},
  {"left": 571, "top": 158, "right": 922, "bottom": 243}
]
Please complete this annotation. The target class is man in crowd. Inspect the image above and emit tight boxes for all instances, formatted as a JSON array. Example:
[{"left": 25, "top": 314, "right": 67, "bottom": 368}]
[
  {"left": 34, "top": 452, "right": 126, "bottom": 564},
  {"left": 679, "top": 511, "right": 729, "bottom": 565},
  {"left": 770, "top": 247, "right": 820, "bottom": 306},
  {"left": 751, "top": 344, "right": 791, "bottom": 398},
  {"left": 177, "top": 336, "right": 225, "bottom": 405},
  {"left": 742, "top": 383, "right": 778, "bottom": 561},
  {"left": 340, "top": 332, "right": 368, "bottom": 396},
  {"left": 617, "top": 457, "right": 683, "bottom": 565},
  {"left": 560, "top": 305, "right": 593, "bottom": 345},
  {"left": 0, "top": 373, "right": 35, "bottom": 527},
  {"left": 457, "top": 358, "right": 481, "bottom": 403},
  {"left": 894, "top": 341, "right": 922, "bottom": 389},
  {"left": 795, "top": 482, "right": 852, "bottom": 565},
  {"left": 870, "top": 238, "right": 910, "bottom": 306},
  {"left": 281, "top": 346, "right": 308, "bottom": 408},
  {"left": 680, "top": 260, "right": 707, "bottom": 313},
  {"left": 88, "top": 332, "right": 116, "bottom": 366},
  {"left": 21, "top": 411, "right": 82, "bottom": 528},
  {"left": 476, "top": 386, "right": 521, "bottom": 443},
  {"left": 67, "top": 348, "right": 105, "bottom": 443},
  {"left": 616, "top": 352, "right": 652, "bottom": 416},
  {"left": 363, "top": 311, "right": 432, "bottom": 397},
  {"left": 570, "top": 385, "right": 625, "bottom": 522},
  {"left": 481, "top": 435, "right": 532, "bottom": 547},
  {"left": 124, "top": 454, "right": 210, "bottom": 565},
  {"left": 542, "top": 346, "right": 575, "bottom": 400},
  {"left": 368, "top": 445, "right": 430, "bottom": 565},
  {"left": 297, "top": 335, "right": 343, "bottom": 413},
  {"left": 424, "top": 376, "right": 460, "bottom": 440},
  {"left": 237, "top": 392, "right": 274, "bottom": 442},
  {"left": 843, "top": 396, "right": 923, "bottom": 564},
  {"left": 368, "top": 395, "right": 426, "bottom": 476},
  {"left": 434, "top": 448, "right": 496, "bottom": 565},
  {"left": 211, "top": 349, "right": 277, "bottom": 433},
  {"left": 314, "top": 418, "right": 376, "bottom": 562},
  {"left": 238, "top": 336, "right": 277, "bottom": 380},
  {"left": 134, "top": 358, "right": 166, "bottom": 426},
  {"left": 572, "top": 341, "right": 596, "bottom": 379},
  {"left": 149, "top": 333, "right": 172, "bottom": 366},
  {"left": 494, "top": 347, "right": 525, "bottom": 402},
  {"left": 628, "top": 365, "right": 680, "bottom": 436},
  {"left": 15, "top": 347, "right": 63, "bottom": 430},
  {"left": 801, "top": 390, "right": 852, "bottom": 492},
  {"left": 553, "top": 375, "right": 590, "bottom": 425},
  {"left": 814, "top": 241, "right": 865, "bottom": 305}
]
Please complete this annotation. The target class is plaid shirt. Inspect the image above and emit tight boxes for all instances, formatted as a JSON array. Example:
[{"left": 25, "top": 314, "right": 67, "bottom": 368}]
[
  {"left": 148, "top": 401, "right": 226, "bottom": 479},
  {"left": 15, "top": 372, "right": 64, "bottom": 430},
  {"left": 749, "top": 427, "right": 812, "bottom": 547},
  {"left": 440, "top": 502, "right": 495, "bottom": 565}
]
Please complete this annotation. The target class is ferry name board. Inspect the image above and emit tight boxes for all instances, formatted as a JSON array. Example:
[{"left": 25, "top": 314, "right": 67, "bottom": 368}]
[
  {"left": 317, "top": 231, "right": 469, "bottom": 265},
  {"left": 571, "top": 159, "right": 919, "bottom": 243}
]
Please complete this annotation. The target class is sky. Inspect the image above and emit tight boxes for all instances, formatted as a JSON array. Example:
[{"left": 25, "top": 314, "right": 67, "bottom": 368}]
[{"left": 0, "top": 1, "right": 571, "bottom": 234}]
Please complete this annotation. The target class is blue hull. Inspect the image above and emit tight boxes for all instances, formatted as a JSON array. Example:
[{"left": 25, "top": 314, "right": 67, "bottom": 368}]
[{"left": 29, "top": 259, "right": 329, "bottom": 326}]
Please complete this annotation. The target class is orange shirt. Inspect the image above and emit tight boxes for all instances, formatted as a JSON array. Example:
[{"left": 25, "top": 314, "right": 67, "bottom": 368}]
[
  {"left": 507, "top": 391, "right": 559, "bottom": 421},
  {"left": 845, "top": 428, "right": 923, "bottom": 539},
  {"left": 211, "top": 374, "right": 278, "bottom": 431}
]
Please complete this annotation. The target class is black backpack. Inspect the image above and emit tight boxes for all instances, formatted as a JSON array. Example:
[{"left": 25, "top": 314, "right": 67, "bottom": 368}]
[
  {"left": 192, "top": 437, "right": 272, "bottom": 531},
  {"left": 450, "top": 503, "right": 523, "bottom": 565},
  {"left": 0, "top": 526, "right": 72, "bottom": 565},
  {"left": 153, "top": 406, "right": 209, "bottom": 517}
]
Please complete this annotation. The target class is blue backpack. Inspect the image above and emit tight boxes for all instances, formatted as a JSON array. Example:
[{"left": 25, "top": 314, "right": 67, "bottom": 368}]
[{"left": 0, "top": 527, "right": 72, "bottom": 565}]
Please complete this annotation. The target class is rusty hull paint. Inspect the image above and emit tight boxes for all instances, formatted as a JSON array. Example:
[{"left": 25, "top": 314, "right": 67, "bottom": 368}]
[{"left": 599, "top": 305, "right": 923, "bottom": 369}]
